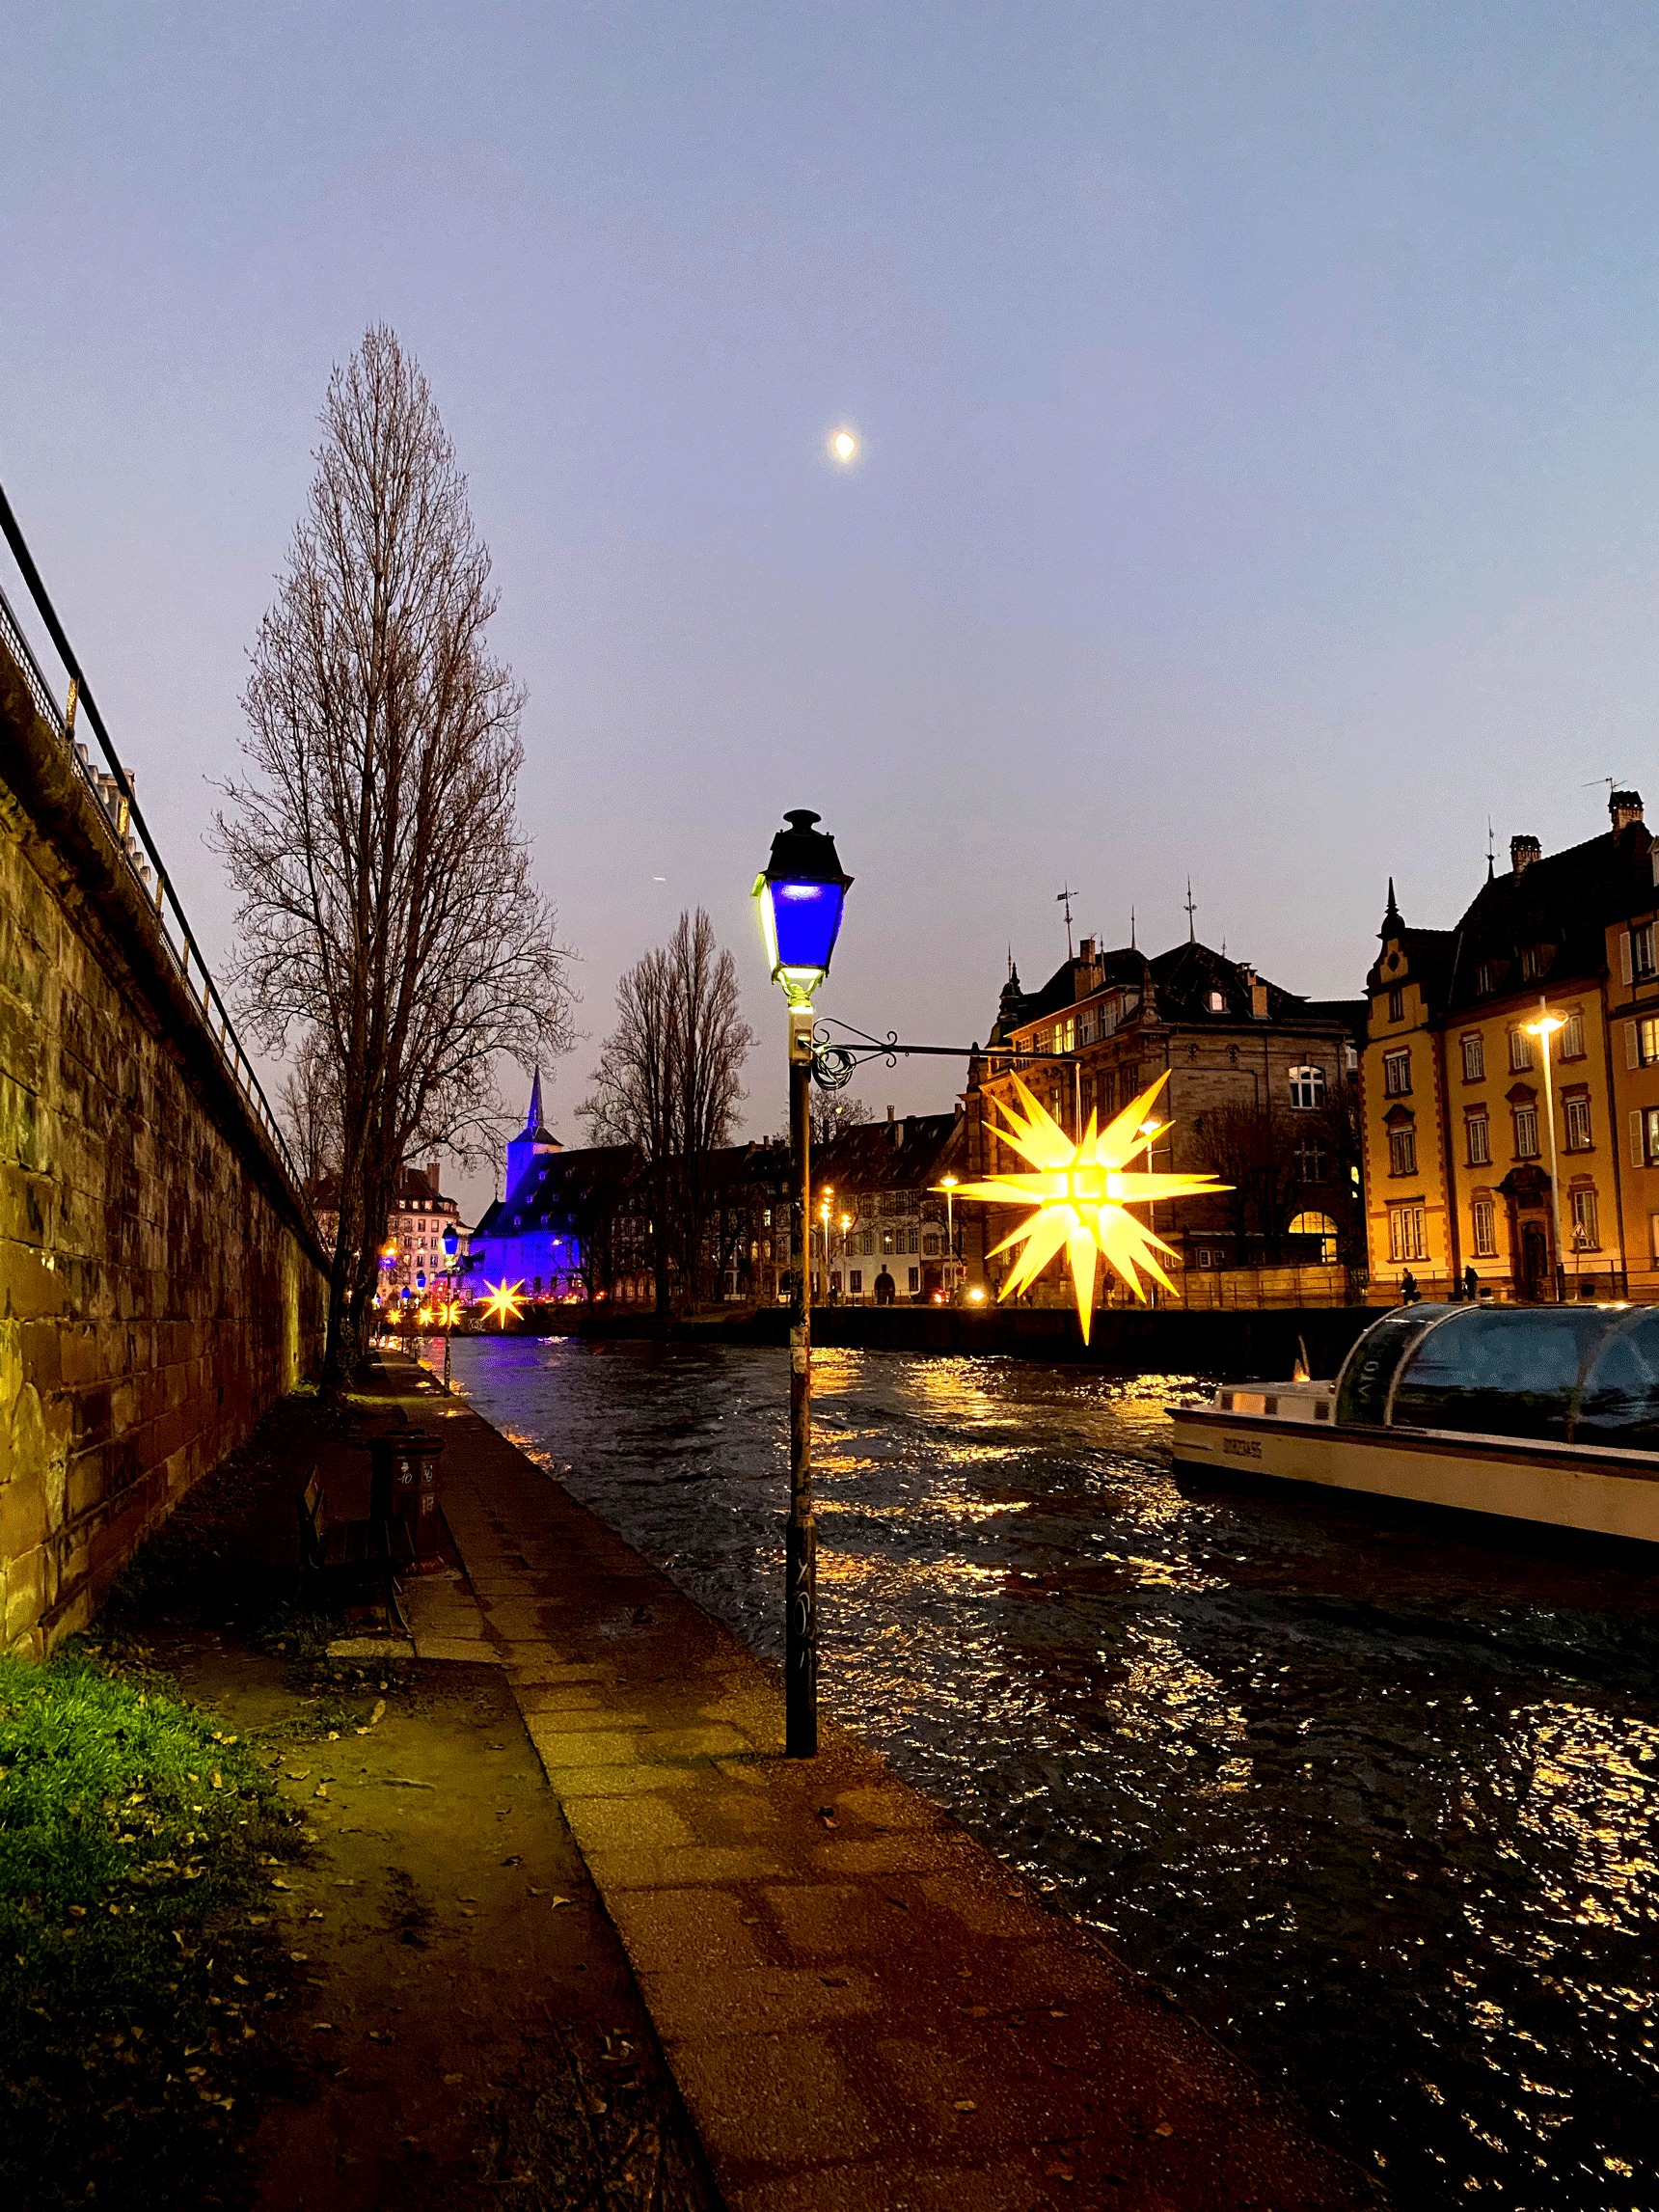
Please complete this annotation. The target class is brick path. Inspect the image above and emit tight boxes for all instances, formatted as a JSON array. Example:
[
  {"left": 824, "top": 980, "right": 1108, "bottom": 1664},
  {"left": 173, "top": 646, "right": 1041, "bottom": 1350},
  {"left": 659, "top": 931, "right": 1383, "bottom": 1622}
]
[{"left": 386, "top": 1362, "right": 1377, "bottom": 2212}]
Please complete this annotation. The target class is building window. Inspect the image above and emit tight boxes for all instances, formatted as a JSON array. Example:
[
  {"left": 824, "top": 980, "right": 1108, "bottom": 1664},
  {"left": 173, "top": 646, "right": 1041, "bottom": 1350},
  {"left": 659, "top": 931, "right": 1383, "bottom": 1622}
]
[
  {"left": 1078, "top": 1013, "right": 1096, "bottom": 1045},
  {"left": 1288, "top": 1066, "right": 1326, "bottom": 1109},
  {"left": 849, "top": 1270, "right": 863, "bottom": 1295},
  {"left": 922, "top": 1233, "right": 941, "bottom": 1257},
  {"left": 1388, "top": 986, "right": 1403, "bottom": 1022},
  {"left": 1466, "top": 1113, "right": 1490, "bottom": 1166},
  {"left": 1560, "top": 1012, "right": 1585, "bottom": 1059},
  {"left": 1388, "top": 1127, "right": 1417, "bottom": 1176},
  {"left": 1509, "top": 1029, "right": 1535, "bottom": 1072},
  {"left": 1383, "top": 1049, "right": 1411, "bottom": 1096},
  {"left": 1520, "top": 945, "right": 1548, "bottom": 981},
  {"left": 1564, "top": 1094, "right": 1592, "bottom": 1152},
  {"left": 908, "top": 1268, "right": 919, "bottom": 1294},
  {"left": 1636, "top": 925, "right": 1657, "bottom": 980},
  {"left": 1476, "top": 961, "right": 1496, "bottom": 995},
  {"left": 1208, "top": 990, "right": 1226, "bottom": 1012},
  {"left": 1513, "top": 1105, "right": 1540, "bottom": 1158},
  {"left": 1570, "top": 1188, "right": 1601, "bottom": 1250},
  {"left": 1295, "top": 1138, "right": 1329, "bottom": 1183},
  {"left": 1639, "top": 1018, "right": 1659, "bottom": 1067},
  {"left": 1461, "top": 1034, "right": 1484, "bottom": 1081},
  {"left": 1471, "top": 1197, "right": 1497, "bottom": 1258},
  {"left": 1388, "top": 1206, "right": 1428, "bottom": 1263},
  {"left": 1643, "top": 1109, "right": 1659, "bottom": 1168}
]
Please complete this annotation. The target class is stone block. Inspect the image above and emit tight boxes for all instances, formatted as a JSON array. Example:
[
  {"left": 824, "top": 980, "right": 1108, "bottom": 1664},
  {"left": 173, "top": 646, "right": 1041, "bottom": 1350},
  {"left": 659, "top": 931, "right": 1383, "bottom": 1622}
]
[
  {"left": 560, "top": 1792, "right": 698, "bottom": 1856},
  {"left": 605, "top": 1887, "right": 770, "bottom": 1973},
  {"left": 638, "top": 1963, "right": 877, "bottom": 2039},
  {"left": 580, "top": 1842, "right": 791, "bottom": 1890},
  {"left": 666, "top": 2032, "right": 881, "bottom": 2167}
]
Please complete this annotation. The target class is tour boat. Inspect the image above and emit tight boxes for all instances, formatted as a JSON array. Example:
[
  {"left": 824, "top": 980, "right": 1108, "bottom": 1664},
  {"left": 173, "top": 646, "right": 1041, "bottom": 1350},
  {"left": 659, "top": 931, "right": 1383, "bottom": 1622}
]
[{"left": 1166, "top": 1302, "right": 1659, "bottom": 1544}]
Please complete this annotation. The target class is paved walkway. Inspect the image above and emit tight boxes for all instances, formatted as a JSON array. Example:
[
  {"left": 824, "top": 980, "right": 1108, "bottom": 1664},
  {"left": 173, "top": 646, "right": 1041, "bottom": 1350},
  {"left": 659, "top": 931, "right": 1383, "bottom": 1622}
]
[{"left": 382, "top": 1362, "right": 1376, "bottom": 2212}]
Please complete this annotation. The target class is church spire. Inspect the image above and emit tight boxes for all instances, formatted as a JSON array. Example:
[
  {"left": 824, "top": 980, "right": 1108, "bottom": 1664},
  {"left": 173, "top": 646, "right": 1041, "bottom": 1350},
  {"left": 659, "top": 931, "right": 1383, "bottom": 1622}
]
[{"left": 525, "top": 1064, "right": 544, "bottom": 1134}]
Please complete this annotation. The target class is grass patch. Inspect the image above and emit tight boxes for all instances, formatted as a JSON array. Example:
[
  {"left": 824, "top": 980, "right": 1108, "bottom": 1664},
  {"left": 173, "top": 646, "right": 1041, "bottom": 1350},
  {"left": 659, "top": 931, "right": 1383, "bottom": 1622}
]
[{"left": 0, "top": 1649, "right": 305, "bottom": 2210}]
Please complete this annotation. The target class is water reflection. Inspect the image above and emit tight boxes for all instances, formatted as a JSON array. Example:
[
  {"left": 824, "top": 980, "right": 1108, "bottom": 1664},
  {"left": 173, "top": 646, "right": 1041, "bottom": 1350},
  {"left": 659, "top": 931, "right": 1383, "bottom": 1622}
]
[{"left": 452, "top": 1337, "right": 1659, "bottom": 2208}]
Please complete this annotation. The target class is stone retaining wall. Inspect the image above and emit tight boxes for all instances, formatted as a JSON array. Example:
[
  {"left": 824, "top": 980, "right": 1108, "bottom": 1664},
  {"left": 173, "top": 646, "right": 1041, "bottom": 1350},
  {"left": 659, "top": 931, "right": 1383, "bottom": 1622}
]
[{"left": 0, "top": 641, "right": 327, "bottom": 1655}]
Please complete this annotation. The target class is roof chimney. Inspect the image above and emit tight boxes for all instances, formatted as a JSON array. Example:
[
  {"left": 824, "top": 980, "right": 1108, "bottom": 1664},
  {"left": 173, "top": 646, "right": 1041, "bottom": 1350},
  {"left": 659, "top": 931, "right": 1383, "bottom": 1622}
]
[
  {"left": 1510, "top": 834, "right": 1541, "bottom": 876},
  {"left": 1612, "top": 788, "right": 1645, "bottom": 833},
  {"left": 427, "top": 1158, "right": 441, "bottom": 1195},
  {"left": 1078, "top": 936, "right": 1095, "bottom": 963}
]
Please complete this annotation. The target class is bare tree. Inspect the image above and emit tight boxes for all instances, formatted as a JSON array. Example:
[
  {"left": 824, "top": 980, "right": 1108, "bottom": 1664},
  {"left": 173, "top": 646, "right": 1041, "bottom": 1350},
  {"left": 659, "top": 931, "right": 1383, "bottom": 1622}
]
[
  {"left": 1190, "top": 1101, "right": 1303, "bottom": 1260},
  {"left": 581, "top": 909, "right": 754, "bottom": 1311},
  {"left": 217, "top": 325, "right": 572, "bottom": 1381},
  {"left": 809, "top": 1087, "right": 871, "bottom": 1153}
]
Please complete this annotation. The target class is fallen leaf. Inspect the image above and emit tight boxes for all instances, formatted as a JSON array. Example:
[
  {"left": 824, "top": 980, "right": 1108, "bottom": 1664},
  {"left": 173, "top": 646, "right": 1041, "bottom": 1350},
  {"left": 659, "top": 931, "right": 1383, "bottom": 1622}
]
[
  {"left": 550, "top": 1896, "right": 574, "bottom": 1909},
  {"left": 501, "top": 1855, "right": 523, "bottom": 1868},
  {"left": 313, "top": 1787, "right": 330, "bottom": 1800},
  {"left": 312, "top": 2022, "right": 336, "bottom": 2033},
  {"left": 443, "top": 2072, "right": 464, "bottom": 2086},
  {"left": 1154, "top": 2120, "right": 1174, "bottom": 2138},
  {"left": 270, "top": 1878, "right": 290, "bottom": 1891},
  {"left": 370, "top": 1700, "right": 386, "bottom": 1725},
  {"left": 289, "top": 1952, "right": 309, "bottom": 1963},
  {"left": 817, "top": 1806, "right": 839, "bottom": 1830},
  {"left": 528, "top": 1886, "right": 546, "bottom": 1897},
  {"left": 820, "top": 1975, "right": 849, "bottom": 1988},
  {"left": 953, "top": 2098, "right": 977, "bottom": 2113}
]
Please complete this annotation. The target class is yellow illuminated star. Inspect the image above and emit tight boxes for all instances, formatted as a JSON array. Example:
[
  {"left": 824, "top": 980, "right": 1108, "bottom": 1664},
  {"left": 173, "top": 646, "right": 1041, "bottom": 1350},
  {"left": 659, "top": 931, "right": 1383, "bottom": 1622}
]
[
  {"left": 479, "top": 1279, "right": 527, "bottom": 1330},
  {"left": 948, "top": 1073, "right": 1228, "bottom": 1342}
]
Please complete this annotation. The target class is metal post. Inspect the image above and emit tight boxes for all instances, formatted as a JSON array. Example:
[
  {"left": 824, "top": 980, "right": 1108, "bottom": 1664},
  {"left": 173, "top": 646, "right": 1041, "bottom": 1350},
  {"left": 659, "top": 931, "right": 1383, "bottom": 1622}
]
[
  {"left": 786, "top": 1001, "right": 817, "bottom": 1757},
  {"left": 1537, "top": 996, "right": 1566, "bottom": 1301}
]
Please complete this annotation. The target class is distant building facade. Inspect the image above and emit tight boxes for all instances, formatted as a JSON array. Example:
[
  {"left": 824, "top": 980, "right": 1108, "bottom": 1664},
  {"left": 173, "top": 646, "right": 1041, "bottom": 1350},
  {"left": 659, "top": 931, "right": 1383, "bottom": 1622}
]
[
  {"left": 1362, "top": 790, "right": 1659, "bottom": 1302},
  {"left": 311, "top": 1159, "right": 463, "bottom": 1299},
  {"left": 813, "top": 1108, "right": 966, "bottom": 1302},
  {"left": 966, "top": 934, "right": 1366, "bottom": 1306}
]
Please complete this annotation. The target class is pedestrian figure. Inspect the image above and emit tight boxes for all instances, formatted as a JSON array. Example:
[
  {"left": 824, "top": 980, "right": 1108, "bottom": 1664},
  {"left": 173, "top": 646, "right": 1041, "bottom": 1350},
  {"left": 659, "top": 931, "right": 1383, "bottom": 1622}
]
[
  {"left": 1462, "top": 1262, "right": 1480, "bottom": 1303},
  {"left": 874, "top": 1265, "right": 896, "bottom": 1306},
  {"left": 1400, "top": 1269, "right": 1420, "bottom": 1305}
]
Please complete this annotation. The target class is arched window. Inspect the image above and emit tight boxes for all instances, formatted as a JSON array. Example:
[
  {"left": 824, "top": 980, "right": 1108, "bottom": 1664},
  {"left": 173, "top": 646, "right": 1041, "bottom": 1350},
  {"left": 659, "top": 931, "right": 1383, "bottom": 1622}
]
[
  {"left": 1289, "top": 1211, "right": 1339, "bottom": 1262},
  {"left": 1288, "top": 1065, "right": 1326, "bottom": 1109}
]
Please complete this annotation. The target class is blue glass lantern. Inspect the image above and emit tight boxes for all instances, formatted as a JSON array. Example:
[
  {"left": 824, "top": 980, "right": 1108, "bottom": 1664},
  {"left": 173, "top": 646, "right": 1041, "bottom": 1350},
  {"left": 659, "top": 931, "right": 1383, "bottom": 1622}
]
[
  {"left": 754, "top": 810, "right": 853, "bottom": 999},
  {"left": 416, "top": 1271, "right": 426, "bottom": 1291},
  {"left": 442, "top": 1226, "right": 459, "bottom": 1262}
]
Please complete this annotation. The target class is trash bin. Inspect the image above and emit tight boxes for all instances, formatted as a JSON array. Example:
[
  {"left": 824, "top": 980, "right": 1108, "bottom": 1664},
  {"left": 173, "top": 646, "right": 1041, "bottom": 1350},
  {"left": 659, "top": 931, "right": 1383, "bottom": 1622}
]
[{"left": 369, "top": 1425, "right": 446, "bottom": 1570}]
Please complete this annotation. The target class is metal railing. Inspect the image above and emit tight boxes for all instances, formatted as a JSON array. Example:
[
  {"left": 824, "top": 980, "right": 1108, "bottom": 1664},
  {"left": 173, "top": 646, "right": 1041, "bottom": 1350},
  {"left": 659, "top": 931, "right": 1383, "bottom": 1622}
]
[{"left": 0, "top": 480, "right": 316, "bottom": 1224}]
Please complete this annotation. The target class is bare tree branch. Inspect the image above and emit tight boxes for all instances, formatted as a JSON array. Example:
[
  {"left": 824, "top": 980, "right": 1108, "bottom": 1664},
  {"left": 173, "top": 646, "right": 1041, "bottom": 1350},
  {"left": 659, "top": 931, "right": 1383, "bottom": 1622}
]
[{"left": 215, "top": 324, "right": 573, "bottom": 1379}]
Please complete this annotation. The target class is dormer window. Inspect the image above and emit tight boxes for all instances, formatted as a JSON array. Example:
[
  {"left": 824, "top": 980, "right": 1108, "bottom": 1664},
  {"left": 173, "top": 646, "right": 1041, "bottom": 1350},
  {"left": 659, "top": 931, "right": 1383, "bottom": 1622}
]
[
  {"left": 1208, "top": 990, "right": 1226, "bottom": 1012},
  {"left": 1520, "top": 945, "right": 1550, "bottom": 981},
  {"left": 1477, "top": 961, "right": 1496, "bottom": 995}
]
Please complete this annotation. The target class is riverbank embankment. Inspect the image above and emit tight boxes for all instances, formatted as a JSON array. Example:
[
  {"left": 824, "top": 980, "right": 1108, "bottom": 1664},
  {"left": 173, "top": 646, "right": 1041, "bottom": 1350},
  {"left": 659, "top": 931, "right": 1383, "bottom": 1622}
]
[
  {"left": 445, "top": 1300, "right": 1374, "bottom": 1378},
  {"left": 412, "top": 1357, "right": 1380, "bottom": 2211}
]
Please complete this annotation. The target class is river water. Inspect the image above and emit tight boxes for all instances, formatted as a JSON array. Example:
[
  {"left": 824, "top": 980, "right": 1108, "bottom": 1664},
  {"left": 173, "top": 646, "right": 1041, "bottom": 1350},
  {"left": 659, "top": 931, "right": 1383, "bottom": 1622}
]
[{"left": 449, "top": 1334, "right": 1659, "bottom": 2210}]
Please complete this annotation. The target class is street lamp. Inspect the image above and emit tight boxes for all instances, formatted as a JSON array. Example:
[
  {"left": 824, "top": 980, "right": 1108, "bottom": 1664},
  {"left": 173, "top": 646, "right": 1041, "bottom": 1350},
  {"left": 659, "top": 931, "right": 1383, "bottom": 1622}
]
[
  {"left": 442, "top": 1223, "right": 460, "bottom": 1391},
  {"left": 938, "top": 1173, "right": 959, "bottom": 1296},
  {"left": 1524, "top": 1005, "right": 1568, "bottom": 1302},
  {"left": 753, "top": 807, "right": 852, "bottom": 1760}
]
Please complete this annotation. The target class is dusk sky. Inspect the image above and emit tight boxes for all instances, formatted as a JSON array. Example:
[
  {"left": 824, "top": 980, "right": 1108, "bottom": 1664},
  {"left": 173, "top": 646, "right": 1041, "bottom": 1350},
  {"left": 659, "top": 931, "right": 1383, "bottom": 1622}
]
[{"left": 7, "top": 4, "right": 1659, "bottom": 1214}]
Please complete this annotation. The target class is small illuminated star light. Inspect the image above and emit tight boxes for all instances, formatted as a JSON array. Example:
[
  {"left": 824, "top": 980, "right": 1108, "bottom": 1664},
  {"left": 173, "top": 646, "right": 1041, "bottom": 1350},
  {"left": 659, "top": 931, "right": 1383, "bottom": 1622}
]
[
  {"left": 829, "top": 426, "right": 859, "bottom": 465},
  {"left": 950, "top": 1073, "right": 1228, "bottom": 1343},
  {"left": 479, "top": 1279, "right": 527, "bottom": 1330}
]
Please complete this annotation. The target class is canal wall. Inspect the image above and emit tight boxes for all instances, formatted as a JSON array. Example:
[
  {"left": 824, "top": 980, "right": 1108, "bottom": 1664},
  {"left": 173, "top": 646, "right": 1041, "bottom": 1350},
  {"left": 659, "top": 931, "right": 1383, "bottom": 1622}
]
[
  {"left": 457, "top": 1300, "right": 1376, "bottom": 1378},
  {"left": 0, "top": 632, "right": 328, "bottom": 1656}
]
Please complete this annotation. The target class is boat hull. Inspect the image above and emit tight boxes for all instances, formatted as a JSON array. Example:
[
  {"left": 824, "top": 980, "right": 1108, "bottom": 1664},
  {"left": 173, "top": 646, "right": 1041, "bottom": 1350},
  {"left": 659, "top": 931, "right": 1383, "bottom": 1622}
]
[{"left": 1167, "top": 1405, "right": 1659, "bottom": 1545}]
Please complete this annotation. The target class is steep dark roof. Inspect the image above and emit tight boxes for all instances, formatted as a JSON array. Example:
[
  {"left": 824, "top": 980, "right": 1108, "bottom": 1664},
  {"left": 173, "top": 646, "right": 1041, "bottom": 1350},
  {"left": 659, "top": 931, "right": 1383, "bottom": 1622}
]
[
  {"left": 475, "top": 1144, "right": 639, "bottom": 1240},
  {"left": 817, "top": 1111, "right": 961, "bottom": 1196},
  {"left": 1370, "top": 811, "right": 1655, "bottom": 1011},
  {"left": 990, "top": 937, "right": 1363, "bottom": 1039}
]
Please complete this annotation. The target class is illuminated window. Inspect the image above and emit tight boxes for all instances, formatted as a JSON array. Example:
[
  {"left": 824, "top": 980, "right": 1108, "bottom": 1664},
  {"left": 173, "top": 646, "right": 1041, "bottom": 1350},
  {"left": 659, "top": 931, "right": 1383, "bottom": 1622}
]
[
  {"left": 1471, "top": 1197, "right": 1497, "bottom": 1257},
  {"left": 1509, "top": 1029, "right": 1535, "bottom": 1072},
  {"left": 1288, "top": 1066, "right": 1326, "bottom": 1109},
  {"left": 1564, "top": 1095, "right": 1592, "bottom": 1152},
  {"left": 1570, "top": 1188, "right": 1601, "bottom": 1250},
  {"left": 1461, "top": 1034, "right": 1484, "bottom": 1080},
  {"left": 1208, "top": 990, "right": 1226, "bottom": 1012}
]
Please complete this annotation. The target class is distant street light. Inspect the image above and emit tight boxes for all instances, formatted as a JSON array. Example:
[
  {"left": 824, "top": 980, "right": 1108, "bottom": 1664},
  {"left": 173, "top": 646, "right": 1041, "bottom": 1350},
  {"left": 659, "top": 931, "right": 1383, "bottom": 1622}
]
[
  {"left": 1524, "top": 1005, "right": 1569, "bottom": 1301},
  {"left": 938, "top": 1173, "right": 959, "bottom": 1295},
  {"left": 753, "top": 808, "right": 853, "bottom": 1759}
]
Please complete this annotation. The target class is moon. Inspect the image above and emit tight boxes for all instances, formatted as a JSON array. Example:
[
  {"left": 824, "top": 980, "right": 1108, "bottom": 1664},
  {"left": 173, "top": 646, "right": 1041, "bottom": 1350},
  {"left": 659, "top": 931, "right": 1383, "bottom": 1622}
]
[{"left": 829, "top": 426, "right": 859, "bottom": 465}]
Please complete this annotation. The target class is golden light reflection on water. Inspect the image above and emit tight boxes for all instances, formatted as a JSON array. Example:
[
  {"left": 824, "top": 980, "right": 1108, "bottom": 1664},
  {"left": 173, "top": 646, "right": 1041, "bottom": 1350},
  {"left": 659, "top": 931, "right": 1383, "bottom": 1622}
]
[{"left": 453, "top": 1335, "right": 1659, "bottom": 2207}]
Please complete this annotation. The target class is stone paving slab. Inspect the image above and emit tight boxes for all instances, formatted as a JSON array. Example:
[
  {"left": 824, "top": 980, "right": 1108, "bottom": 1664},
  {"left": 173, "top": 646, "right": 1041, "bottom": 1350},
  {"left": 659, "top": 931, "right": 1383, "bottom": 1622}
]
[{"left": 380, "top": 1363, "right": 1379, "bottom": 2212}]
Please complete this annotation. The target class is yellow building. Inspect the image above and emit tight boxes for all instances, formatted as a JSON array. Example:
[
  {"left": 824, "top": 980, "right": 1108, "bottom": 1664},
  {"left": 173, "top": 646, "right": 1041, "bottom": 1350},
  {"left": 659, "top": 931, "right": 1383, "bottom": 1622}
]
[{"left": 1364, "top": 793, "right": 1654, "bottom": 1302}]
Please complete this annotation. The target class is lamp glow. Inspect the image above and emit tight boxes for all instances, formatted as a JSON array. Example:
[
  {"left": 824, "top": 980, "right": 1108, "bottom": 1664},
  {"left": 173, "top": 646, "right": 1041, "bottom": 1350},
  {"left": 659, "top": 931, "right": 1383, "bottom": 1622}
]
[
  {"left": 950, "top": 1073, "right": 1227, "bottom": 1342},
  {"left": 830, "top": 427, "right": 858, "bottom": 464},
  {"left": 480, "top": 1279, "right": 527, "bottom": 1330}
]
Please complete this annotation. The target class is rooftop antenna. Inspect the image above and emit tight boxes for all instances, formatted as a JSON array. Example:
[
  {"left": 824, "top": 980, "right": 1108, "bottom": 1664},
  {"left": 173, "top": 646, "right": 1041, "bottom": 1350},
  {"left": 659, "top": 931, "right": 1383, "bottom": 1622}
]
[
  {"left": 1056, "top": 885, "right": 1077, "bottom": 959},
  {"left": 1129, "top": 903, "right": 1136, "bottom": 950},
  {"left": 1183, "top": 879, "right": 1197, "bottom": 942},
  {"left": 1485, "top": 816, "right": 1495, "bottom": 880}
]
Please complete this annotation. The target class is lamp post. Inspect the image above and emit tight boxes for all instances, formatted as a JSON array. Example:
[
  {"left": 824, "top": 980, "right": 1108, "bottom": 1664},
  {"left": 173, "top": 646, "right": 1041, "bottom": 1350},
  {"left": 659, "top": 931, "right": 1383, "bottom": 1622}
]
[
  {"left": 938, "top": 1173, "right": 958, "bottom": 1297},
  {"left": 1525, "top": 1003, "right": 1568, "bottom": 1301},
  {"left": 754, "top": 808, "right": 852, "bottom": 1759},
  {"left": 442, "top": 1224, "right": 460, "bottom": 1390}
]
